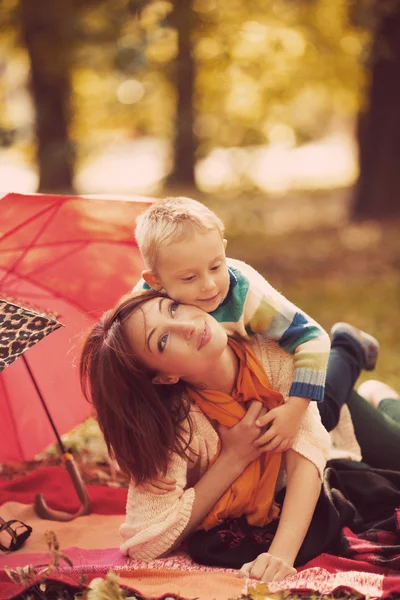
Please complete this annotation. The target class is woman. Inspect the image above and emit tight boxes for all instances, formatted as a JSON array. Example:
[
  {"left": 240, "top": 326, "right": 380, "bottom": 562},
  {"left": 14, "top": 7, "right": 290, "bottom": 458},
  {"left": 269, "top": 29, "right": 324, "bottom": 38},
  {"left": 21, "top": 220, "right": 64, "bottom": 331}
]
[{"left": 80, "top": 291, "right": 400, "bottom": 582}]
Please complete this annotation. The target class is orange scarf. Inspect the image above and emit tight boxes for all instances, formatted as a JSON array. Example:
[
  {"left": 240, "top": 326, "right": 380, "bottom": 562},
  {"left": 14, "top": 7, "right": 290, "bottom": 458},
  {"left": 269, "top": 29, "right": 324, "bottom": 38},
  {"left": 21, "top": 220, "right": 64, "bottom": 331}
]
[{"left": 187, "top": 338, "right": 285, "bottom": 531}]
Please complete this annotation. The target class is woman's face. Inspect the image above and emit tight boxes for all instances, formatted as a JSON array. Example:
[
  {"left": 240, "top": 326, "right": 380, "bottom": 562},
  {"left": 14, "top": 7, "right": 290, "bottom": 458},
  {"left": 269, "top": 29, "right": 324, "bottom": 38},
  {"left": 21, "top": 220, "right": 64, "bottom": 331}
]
[{"left": 125, "top": 296, "right": 228, "bottom": 383}]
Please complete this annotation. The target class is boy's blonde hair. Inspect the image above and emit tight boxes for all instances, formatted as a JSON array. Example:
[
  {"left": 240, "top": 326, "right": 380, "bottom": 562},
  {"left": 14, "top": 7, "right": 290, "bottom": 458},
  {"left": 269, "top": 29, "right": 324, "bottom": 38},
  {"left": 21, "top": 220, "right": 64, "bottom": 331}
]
[{"left": 135, "top": 196, "right": 225, "bottom": 271}]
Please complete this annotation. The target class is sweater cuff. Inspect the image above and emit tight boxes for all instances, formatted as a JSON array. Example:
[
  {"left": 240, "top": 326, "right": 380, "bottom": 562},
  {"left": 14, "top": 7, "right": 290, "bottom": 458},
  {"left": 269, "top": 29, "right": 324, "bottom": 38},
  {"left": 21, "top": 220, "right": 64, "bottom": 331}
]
[
  {"left": 290, "top": 381, "right": 324, "bottom": 402},
  {"left": 121, "top": 487, "right": 196, "bottom": 560},
  {"left": 290, "top": 367, "right": 326, "bottom": 402}
]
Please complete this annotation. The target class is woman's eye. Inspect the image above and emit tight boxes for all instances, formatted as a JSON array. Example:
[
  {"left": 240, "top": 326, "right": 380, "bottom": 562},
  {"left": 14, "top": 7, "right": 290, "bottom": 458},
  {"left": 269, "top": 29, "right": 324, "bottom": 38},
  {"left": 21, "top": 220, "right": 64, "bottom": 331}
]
[
  {"left": 182, "top": 275, "right": 195, "bottom": 282},
  {"left": 158, "top": 333, "right": 168, "bottom": 352},
  {"left": 169, "top": 301, "right": 180, "bottom": 316}
]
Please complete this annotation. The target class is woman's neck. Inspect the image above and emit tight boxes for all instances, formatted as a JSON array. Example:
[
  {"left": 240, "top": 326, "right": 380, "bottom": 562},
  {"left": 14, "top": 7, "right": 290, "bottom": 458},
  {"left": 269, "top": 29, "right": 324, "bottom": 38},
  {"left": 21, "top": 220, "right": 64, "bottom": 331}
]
[{"left": 185, "top": 344, "right": 238, "bottom": 395}]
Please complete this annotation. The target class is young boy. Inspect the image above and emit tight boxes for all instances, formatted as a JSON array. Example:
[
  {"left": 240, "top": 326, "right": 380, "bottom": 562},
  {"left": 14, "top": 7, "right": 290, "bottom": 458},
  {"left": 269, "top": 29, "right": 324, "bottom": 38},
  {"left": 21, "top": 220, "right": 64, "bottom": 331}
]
[{"left": 134, "top": 196, "right": 330, "bottom": 456}]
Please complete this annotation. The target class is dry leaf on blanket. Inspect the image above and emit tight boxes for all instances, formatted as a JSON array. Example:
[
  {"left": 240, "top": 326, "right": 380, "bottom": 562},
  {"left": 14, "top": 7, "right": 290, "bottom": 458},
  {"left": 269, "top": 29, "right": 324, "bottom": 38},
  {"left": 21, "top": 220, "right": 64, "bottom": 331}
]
[
  {"left": 4, "top": 564, "right": 36, "bottom": 586},
  {"left": 248, "top": 584, "right": 293, "bottom": 599},
  {"left": 44, "top": 530, "right": 73, "bottom": 568},
  {"left": 4, "top": 531, "right": 89, "bottom": 598},
  {"left": 85, "top": 570, "right": 125, "bottom": 600}
]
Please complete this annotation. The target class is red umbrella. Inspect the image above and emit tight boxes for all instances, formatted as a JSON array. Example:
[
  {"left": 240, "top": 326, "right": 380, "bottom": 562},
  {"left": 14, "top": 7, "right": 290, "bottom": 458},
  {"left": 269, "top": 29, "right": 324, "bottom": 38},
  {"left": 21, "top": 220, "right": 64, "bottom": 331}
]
[
  {"left": 0, "top": 192, "right": 153, "bottom": 465},
  {"left": 0, "top": 298, "right": 92, "bottom": 522}
]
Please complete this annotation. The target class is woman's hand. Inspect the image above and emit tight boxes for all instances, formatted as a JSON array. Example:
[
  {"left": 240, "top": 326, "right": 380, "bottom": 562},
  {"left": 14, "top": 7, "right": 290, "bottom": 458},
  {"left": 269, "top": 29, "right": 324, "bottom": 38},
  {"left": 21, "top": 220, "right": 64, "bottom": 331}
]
[
  {"left": 137, "top": 401, "right": 266, "bottom": 495},
  {"left": 239, "top": 552, "right": 297, "bottom": 582},
  {"left": 218, "top": 400, "right": 264, "bottom": 468}
]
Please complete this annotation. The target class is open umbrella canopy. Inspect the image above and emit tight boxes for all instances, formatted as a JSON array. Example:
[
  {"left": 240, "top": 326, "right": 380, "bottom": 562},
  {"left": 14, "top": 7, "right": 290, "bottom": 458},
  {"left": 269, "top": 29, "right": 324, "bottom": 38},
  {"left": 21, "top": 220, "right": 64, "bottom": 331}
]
[{"left": 0, "top": 192, "right": 153, "bottom": 463}]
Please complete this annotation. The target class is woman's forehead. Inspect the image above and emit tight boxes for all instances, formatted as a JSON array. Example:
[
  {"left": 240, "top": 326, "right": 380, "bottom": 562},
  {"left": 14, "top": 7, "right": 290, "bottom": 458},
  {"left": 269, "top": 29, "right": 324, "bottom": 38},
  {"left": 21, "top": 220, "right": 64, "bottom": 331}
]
[{"left": 125, "top": 303, "right": 149, "bottom": 350}]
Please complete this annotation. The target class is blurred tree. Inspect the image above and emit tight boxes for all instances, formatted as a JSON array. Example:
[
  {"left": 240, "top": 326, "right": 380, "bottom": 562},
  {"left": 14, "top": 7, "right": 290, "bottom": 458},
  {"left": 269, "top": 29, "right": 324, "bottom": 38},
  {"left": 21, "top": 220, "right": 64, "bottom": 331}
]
[
  {"left": 168, "top": 0, "right": 196, "bottom": 186},
  {"left": 352, "top": 1, "right": 400, "bottom": 219},
  {"left": 19, "top": 0, "right": 76, "bottom": 192},
  {"left": 73, "top": 0, "right": 366, "bottom": 190},
  {"left": 1, "top": 0, "right": 371, "bottom": 193},
  {"left": 0, "top": 1, "right": 18, "bottom": 148}
]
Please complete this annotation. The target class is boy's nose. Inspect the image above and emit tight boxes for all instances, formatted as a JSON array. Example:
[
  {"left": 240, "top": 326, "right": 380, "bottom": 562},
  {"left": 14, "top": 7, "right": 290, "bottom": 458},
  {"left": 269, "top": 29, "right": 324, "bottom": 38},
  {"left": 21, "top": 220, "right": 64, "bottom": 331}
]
[{"left": 200, "top": 277, "right": 216, "bottom": 293}]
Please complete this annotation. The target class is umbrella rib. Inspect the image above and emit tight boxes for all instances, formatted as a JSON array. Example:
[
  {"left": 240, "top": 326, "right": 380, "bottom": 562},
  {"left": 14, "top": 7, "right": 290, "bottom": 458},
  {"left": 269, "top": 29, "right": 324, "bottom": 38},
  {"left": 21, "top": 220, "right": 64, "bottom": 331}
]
[
  {"left": 0, "top": 203, "right": 64, "bottom": 287},
  {"left": 0, "top": 269, "right": 87, "bottom": 314},
  {"left": 19, "top": 240, "right": 90, "bottom": 279},
  {"left": 0, "top": 373, "right": 25, "bottom": 460},
  {"left": 0, "top": 199, "right": 66, "bottom": 243},
  {"left": 0, "top": 239, "right": 137, "bottom": 253},
  {"left": 1, "top": 240, "right": 135, "bottom": 286}
]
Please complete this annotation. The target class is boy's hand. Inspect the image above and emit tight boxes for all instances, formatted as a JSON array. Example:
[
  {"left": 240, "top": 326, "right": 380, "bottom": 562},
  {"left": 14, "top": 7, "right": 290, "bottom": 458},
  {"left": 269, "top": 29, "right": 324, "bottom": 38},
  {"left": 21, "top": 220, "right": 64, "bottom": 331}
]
[
  {"left": 254, "top": 396, "right": 310, "bottom": 453},
  {"left": 137, "top": 475, "right": 177, "bottom": 495}
]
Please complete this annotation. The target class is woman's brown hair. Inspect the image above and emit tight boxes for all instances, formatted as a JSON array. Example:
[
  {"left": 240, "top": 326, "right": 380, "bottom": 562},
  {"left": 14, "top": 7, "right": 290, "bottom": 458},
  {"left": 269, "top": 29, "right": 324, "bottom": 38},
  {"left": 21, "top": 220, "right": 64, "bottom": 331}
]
[{"left": 80, "top": 290, "right": 193, "bottom": 483}]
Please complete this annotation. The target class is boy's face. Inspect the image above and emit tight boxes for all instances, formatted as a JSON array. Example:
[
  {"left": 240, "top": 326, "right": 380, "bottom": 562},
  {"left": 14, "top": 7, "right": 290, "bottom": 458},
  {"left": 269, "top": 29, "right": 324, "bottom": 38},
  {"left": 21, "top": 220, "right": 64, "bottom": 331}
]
[{"left": 147, "top": 229, "right": 230, "bottom": 313}]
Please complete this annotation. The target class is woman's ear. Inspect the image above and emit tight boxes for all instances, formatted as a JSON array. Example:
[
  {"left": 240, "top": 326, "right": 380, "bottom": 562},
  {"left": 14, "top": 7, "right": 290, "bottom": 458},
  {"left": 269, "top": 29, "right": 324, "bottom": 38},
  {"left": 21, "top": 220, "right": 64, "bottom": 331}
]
[
  {"left": 152, "top": 373, "right": 180, "bottom": 385},
  {"left": 142, "top": 269, "right": 162, "bottom": 291}
]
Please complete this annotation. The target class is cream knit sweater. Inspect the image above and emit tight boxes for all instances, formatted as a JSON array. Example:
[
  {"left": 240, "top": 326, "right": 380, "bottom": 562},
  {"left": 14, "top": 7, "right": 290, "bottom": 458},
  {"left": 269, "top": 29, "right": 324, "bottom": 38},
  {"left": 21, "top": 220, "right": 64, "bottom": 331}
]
[{"left": 120, "top": 337, "right": 331, "bottom": 561}]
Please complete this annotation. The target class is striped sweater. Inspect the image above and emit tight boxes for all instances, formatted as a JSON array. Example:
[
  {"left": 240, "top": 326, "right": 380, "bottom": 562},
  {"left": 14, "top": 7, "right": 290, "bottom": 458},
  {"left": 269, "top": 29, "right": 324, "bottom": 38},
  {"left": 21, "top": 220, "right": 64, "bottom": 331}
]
[{"left": 135, "top": 257, "right": 330, "bottom": 401}]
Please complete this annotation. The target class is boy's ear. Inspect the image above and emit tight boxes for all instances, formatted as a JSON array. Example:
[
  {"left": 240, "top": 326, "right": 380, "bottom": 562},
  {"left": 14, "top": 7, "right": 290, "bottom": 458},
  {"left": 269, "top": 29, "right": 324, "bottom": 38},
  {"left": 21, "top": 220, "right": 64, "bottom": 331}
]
[
  {"left": 223, "top": 238, "right": 227, "bottom": 250},
  {"left": 152, "top": 373, "right": 180, "bottom": 385},
  {"left": 142, "top": 269, "right": 162, "bottom": 291}
]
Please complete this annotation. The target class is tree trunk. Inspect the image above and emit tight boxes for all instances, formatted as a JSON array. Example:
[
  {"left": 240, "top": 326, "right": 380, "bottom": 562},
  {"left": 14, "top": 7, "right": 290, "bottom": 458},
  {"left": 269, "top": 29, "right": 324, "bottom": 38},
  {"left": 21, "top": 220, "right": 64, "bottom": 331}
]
[
  {"left": 352, "top": 5, "right": 400, "bottom": 220},
  {"left": 20, "top": 0, "right": 75, "bottom": 193},
  {"left": 168, "top": 0, "right": 196, "bottom": 188}
]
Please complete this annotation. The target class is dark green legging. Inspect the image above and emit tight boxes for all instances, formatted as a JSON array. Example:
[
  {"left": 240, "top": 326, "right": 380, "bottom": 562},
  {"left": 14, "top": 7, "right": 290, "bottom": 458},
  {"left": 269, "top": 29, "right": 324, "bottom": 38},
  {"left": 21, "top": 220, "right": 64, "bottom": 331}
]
[
  {"left": 347, "top": 391, "right": 400, "bottom": 471},
  {"left": 318, "top": 329, "right": 400, "bottom": 472}
]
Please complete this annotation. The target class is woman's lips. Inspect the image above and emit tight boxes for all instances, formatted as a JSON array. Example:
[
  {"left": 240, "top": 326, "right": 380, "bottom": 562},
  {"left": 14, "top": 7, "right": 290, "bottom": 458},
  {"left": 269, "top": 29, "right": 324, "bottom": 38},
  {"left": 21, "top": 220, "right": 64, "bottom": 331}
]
[{"left": 198, "top": 321, "right": 211, "bottom": 350}]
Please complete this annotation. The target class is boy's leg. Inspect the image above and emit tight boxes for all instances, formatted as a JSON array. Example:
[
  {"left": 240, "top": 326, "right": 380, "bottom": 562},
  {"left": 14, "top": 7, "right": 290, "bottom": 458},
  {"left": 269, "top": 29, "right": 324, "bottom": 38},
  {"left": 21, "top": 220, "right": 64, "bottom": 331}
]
[
  {"left": 346, "top": 390, "right": 400, "bottom": 471},
  {"left": 318, "top": 323, "right": 379, "bottom": 432}
]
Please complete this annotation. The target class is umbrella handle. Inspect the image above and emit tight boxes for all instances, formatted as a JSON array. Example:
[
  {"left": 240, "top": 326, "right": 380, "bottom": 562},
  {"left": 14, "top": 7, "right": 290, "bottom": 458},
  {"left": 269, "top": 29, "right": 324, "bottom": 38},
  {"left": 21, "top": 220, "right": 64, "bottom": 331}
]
[{"left": 34, "top": 453, "right": 92, "bottom": 522}]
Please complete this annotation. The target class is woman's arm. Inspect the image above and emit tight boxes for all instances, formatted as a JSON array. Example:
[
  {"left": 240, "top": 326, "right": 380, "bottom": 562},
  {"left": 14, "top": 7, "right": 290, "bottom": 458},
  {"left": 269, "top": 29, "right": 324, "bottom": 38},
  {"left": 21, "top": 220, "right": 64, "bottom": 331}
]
[
  {"left": 239, "top": 449, "right": 321, "bottom": 582},
  {"left": 121, "top": 401, "right": 266, "bottom": 559},
  {"left": 173, "top": 401, "right": 268, "bottom": 546}
]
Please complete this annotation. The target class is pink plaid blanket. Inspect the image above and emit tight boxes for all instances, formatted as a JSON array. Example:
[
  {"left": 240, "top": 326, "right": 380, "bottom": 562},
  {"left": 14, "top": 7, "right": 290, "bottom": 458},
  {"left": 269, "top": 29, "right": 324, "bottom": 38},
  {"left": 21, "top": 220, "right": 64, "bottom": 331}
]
[{"left": 0, "top": 466, "right": 399, "bottom": 599}]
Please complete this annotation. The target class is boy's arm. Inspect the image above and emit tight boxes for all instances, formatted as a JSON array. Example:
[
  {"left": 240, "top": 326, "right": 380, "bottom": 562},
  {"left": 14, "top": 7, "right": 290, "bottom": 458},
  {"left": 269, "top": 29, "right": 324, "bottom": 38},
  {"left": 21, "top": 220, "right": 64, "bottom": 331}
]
[{"left": 238, "top": 262, "right": 330, "bottom": 403}]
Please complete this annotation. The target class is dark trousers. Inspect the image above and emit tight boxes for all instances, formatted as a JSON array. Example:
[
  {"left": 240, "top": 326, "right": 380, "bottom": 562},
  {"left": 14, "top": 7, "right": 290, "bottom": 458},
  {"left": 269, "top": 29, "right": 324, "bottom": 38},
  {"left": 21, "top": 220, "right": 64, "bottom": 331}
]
[
  {"left": 188, "top": 460, "right": 400, "bottom": 569},
  {"left": 318, "top": 330, "right": 400, "bottom": 470}
]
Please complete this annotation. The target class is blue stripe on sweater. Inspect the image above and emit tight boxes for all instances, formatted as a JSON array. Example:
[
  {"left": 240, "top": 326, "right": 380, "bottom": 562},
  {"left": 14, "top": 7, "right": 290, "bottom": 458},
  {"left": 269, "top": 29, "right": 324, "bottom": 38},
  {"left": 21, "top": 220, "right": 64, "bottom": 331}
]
[
  {"left": 279, "top": 312, "right": 321, "bottom": 354},
  {"left": 290, "top": 381, "right": 325, "bottom": 402}
]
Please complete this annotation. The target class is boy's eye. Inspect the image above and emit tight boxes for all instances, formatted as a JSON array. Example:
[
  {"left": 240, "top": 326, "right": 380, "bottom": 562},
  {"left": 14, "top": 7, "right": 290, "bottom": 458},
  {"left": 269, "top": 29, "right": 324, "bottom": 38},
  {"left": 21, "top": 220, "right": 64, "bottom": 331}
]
[
  {"left": 158, "top": 333, "right": 168, "bottom": 353},
  {"left": 169, "top": 301, "right": 179, "bottom": 316},
  {"left": 210, "top": 264, "right": 220, "bottom": 271},
  {"left": 182, "top": 275, "right": 195, "bottom": 282}
]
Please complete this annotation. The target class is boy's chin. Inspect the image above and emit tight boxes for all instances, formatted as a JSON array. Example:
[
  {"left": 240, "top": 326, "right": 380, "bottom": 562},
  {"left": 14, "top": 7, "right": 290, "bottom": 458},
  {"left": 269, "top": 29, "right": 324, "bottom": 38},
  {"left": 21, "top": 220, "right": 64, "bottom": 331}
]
[{"left": 194, "top": 296, "right": 220, "bottom": 312}]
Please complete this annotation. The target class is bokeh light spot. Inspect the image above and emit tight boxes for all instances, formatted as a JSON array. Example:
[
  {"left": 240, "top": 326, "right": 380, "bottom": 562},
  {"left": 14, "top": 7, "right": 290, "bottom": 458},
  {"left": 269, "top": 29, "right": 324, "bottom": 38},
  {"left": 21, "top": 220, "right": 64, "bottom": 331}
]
[{"left": 117, "top": 79, "right": 145, "bottom": 104}]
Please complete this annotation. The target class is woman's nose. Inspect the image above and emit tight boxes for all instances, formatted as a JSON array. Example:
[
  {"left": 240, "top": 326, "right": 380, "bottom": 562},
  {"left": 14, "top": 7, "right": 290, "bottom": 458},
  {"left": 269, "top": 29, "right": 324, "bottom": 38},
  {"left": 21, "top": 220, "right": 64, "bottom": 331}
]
[{"left": 172, "top": 321, "right": 196, "bottom": 340}]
